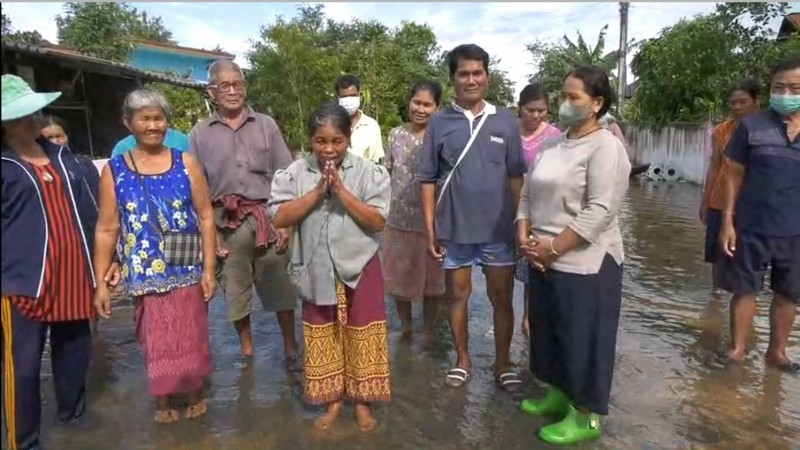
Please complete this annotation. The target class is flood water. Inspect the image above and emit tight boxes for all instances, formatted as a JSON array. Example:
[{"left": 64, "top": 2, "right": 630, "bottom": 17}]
[{"left": 16, "top": 181, "right": 800, "bottom": 450}]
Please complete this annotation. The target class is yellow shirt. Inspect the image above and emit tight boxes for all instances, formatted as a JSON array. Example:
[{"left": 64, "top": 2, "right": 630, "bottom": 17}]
[{"left": 348, "top": 111, "right": 384, "bottom": 163}]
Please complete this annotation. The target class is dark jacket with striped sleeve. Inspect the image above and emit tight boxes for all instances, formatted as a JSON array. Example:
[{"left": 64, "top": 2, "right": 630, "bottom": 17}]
[{"left": 1, "top": 138, "right": 98, "bottom": 298}]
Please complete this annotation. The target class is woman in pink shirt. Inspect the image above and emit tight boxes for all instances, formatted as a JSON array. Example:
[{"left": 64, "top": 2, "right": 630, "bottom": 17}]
[{"left": 516, "top": 83, "right": 562, "bottom": 336}]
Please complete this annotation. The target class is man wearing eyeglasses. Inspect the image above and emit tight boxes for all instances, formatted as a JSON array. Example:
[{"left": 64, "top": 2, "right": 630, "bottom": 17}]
[{"left": 188, "top": 60, "right": 299, "bottom": 365}]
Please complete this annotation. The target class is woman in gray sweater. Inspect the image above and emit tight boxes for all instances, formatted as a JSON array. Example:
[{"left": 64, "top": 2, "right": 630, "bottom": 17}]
[{"left": 515, "top": 65, "right": 631, "bottom": 445}]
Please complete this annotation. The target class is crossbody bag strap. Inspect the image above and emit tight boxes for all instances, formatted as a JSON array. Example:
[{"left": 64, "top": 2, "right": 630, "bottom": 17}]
[
  {"left": 127, "top": 152, "right": 165, "bottom": 236},
  {"left": 436, "top": 111, "right": 490, "bottom": 209}
]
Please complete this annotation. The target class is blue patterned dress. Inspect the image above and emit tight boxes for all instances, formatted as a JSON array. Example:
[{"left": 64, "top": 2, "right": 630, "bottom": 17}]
[{"left": 110, "top": 149, "right": 202, "bottom": 296}]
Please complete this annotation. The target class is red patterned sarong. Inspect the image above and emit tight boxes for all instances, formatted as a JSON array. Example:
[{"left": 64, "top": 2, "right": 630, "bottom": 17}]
[
  {"left": 134, "top": 283, "right": 212, "bottom": 396},
  {"left": 301, "top": 256, "right": 391, "bottom": 404}
]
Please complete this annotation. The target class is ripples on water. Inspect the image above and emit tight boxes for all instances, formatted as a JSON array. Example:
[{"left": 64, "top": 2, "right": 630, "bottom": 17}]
[{"left": 20, "top": 181, "right": 800, "bottom": 450}]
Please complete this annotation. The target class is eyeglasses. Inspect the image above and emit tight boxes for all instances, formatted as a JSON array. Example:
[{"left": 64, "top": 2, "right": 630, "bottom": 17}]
[{"left": 210, "top": 82, "right": 245, "bottom": 93}]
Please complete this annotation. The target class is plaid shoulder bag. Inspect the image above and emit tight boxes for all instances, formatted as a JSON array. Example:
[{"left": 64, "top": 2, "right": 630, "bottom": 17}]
[{"left": 128, "top": 153, "right": 203, "bottom": 267}]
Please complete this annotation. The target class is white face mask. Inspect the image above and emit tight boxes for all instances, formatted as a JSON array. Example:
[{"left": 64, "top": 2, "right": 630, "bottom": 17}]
[{"left": 338, "top": 96, "right": 360, "bottom": 115}]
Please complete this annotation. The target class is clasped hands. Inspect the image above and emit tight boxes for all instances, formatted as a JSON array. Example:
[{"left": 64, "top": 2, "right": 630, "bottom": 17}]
[
  {"left": 316, "top": 160, "right": 344, "bottom": 196},
  {"left": 517, "top": 232, "right": 560, "bottom": 273}
]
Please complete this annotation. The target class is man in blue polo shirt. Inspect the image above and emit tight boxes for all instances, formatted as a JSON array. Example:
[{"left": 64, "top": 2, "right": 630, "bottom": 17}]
[
  {"left": 110, "top": 127, "right": 189, "bottom": 157},
  {"left": 418, "top": 44, "right": 527, "bottom": 391},
  {"left": 720, "top": 55, "right": 800, "bottom": 373}
]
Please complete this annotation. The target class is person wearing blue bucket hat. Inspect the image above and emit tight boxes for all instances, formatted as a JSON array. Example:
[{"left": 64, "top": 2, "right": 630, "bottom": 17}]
[{"left": 1, "top": 74, "right": 116, "bottom": 450}]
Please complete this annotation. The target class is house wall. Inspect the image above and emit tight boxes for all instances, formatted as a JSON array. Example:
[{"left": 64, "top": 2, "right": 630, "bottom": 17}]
[
  {"left": 82, "top": 72, "right": 139, "bottom": 157},
  {"left": 129, "top": 47, "right": 217, "bottom": 82},
  {"left": 40, "top": 72, "right": 138, "bottom": 158}
]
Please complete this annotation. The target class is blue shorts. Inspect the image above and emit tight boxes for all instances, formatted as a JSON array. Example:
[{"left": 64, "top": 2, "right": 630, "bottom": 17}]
[{"left": 443, "top": 242, "right": 516, "bottom": 270}]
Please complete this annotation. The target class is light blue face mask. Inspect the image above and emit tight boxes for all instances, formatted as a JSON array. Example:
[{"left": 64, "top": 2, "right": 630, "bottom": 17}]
[
  {"left": 769, "top": 93, "right": 800, "bottom": 115},
  {"left": 557, "top": 101, "right": 592, "bottom": 127}
]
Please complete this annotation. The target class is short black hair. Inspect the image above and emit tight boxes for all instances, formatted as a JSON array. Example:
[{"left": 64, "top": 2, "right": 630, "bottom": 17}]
[
  {"left": 771, "top": 55, "right": 800, "bottom": 77},
  {"left": 41, "top": 115, "right": 69, "bottom": 135},
  {"left": 334, "top": 74, "right": 361, "bottom": 94},
  {"left": 408, "top": 79, "right": 443, "bottom": 106},
  {"left": 518, "top": 83, "right": 549, "bottom": 109},
  {"left": 447, "top": 44, "right": 490, "bottom": 78},
  {"left": 731, "top": 78, "right": 760, "bottom": 100},
  {"left": 564, "top": 65, "right": 615, "bottom": 118},
  {"left": 308, "top": 102, "right": 352, "bottom": 138}
]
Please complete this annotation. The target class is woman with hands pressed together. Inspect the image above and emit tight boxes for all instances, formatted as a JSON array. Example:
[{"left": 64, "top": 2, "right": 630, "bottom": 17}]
[
  {"left": 93, "top": 89, "right": 217, "bottom": 424},
  {"left": 269, "top": 102, "right": 391, "bottom": 432},
  {"left": 515, "top": 66, "right": 630, "bottom": 445}
]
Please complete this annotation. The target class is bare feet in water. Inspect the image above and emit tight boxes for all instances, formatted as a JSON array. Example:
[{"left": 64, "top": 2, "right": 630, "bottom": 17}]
[
  {"left": 727, "top": 348, "right": 747, "bottom": 363},
  {"left": 186, "top": 400, "right": 208, "bottom": 419},
  {"left": 154, "top": 409, "right": 180, "bottom": 424},
  {"left": 314, "top": 401, "right": 343, "bottom": 430},
  {"left": 355, "top": 402, "right": 377, "bottom": 432}
]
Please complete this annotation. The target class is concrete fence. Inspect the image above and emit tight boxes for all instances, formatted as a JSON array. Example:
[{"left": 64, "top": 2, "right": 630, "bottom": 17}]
[{"left": 624, "top": 122, "right": 713, "bottom": 185}]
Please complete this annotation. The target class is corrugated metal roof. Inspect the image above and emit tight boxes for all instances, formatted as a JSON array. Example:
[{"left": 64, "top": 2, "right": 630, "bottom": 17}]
[{"left": 1, "top": 41, "right": 207, "bottom": 89}]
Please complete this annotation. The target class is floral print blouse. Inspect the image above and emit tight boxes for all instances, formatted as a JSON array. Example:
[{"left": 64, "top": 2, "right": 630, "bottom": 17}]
[
  {"left": 385, "top": 125, "right": 426, "bottom": 233},
  {"left": 521, "top": 123, "right": 562, "bottom": 168},
  {"left": 109, "top": 150, "right": 202, "bottom": 297}
]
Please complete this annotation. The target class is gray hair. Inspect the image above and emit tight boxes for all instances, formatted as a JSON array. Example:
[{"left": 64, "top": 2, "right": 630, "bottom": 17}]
[
  {"left": 122, "top": 88, "right": 172, "bottom": 121},
  {"left": 207, "top": 59, "right": 244, "bottom": 85}
]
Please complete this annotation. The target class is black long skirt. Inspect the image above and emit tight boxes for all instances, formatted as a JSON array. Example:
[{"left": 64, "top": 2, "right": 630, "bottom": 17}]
[{"left": 529, "top": 253, "right": 623, "bottom": 415}]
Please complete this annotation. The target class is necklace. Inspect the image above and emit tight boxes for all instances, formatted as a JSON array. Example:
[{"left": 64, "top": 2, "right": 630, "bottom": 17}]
[
  {"left": 20, "top": 156, "right": 54, "bottom": 182},
  {"left": 570, "top": 126, "right": 603, "bottom": 140}
]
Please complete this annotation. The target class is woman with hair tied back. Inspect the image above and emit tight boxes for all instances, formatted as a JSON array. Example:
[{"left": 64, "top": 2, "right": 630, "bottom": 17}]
[
  {"left": 382, "top": 79, "right": 446, "bottom": 340},
  {"left": 269, "top": 102, "right": 392, "bottom": 432},
  {"left": 40, "top": 114, "right": 106, "bottom": 333},
  {"left": 93, "top": 88, "right": 217, "bottom": 424},
  {"left": 516, "top": 65, "right": 631, "bottom": 445},
  {"left": 514, "top": 82, "right": 562, "bottom": 337}
]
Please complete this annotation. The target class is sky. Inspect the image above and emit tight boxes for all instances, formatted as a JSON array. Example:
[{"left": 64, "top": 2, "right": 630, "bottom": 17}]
[{"left": 2, "top": 2, "right": 793, "bottom": 96}]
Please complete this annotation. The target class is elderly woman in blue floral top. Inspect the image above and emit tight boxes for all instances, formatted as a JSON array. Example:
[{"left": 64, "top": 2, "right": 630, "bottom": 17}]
[{"left": 93, "top": 89, "right": 217, "bottom": 424}]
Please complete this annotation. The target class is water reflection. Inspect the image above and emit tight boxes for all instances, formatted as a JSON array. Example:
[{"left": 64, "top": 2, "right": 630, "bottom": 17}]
[{"left": 25, "top": 180, "right": 800, "bottom": 449}]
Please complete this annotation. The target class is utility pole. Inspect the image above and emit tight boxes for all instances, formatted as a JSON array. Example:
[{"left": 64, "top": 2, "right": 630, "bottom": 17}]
[{"left": 617, "top": 2, "right": 630, "bottom": 110}]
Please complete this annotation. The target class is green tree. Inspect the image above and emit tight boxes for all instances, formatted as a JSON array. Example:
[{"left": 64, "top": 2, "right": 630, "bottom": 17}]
[
  {"left": 247, "top": 4, "right": 518, "bottom": 151},
  {"left": 2, "top": 13, "right": 11, "bottom": 35},
  {"left": 146, "top": 80, "right": 207, "bottom": 133},
  {"left": 525, "top": 25, "right": 621, "bottom": 113},
  {"left": 247, "top": 5, "right": 343, "bottom": 152},
  {"left": 338, "top": 20, "right": 443, "bottom": 131},
  {"left": 247, "top": 4, "right": 459, "bottom": 152},
  {"left": 127, "top": 9, "right": 175, "bottom": 44},
  {"left": 487, "top": 59, "right": 515, "bottom": 107},
  {"left": 627, "top": 2, "right": 799, "bottom": 125},
  {"left": 2, "top": 13, "right": 43, "bottom": 46},
  {"left": 56, "top": 2, "right": 173, "bottom": 62}
]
